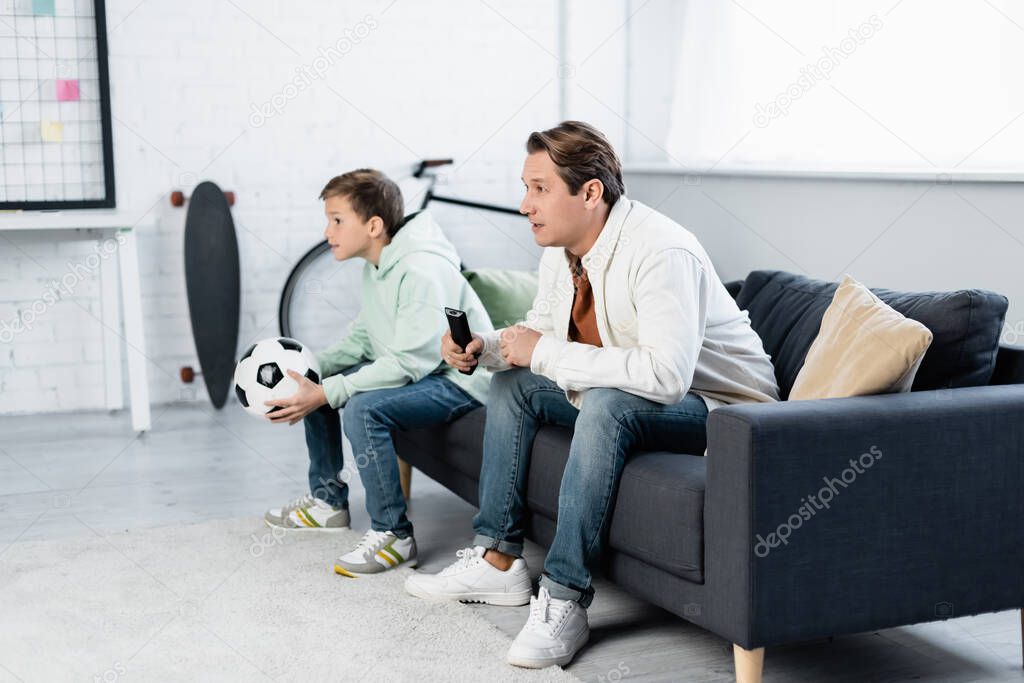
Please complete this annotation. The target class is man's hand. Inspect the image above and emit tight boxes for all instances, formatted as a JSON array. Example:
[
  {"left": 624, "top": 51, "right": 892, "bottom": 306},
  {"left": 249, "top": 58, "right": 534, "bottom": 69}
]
[
  {"left": 264, "top": 370, "right": 328, "bottom": 425},
  {"left": 499, "top": 325, "right": 541, "bottom": 368},
  {"left": 441, "top": 330, "right": 482, "bottom": 372}
]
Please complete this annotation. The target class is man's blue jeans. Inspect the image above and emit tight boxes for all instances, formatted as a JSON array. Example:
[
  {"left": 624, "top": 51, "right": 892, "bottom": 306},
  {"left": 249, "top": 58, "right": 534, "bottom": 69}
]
[
  {"left": 472, "top": 367, "right": 708, "bottom": 607},
  {"left": 304, "top": 363, "right": 481, "bottom": 538}
]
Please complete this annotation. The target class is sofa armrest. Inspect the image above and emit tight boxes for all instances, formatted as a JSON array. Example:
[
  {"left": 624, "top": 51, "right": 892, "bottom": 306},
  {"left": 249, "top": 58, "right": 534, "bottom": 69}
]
[
  {"left": 703, "top": 385, "right": 1024, "bottom": 649},
  {"left": 991, "top": 344, "right": 1024, "bottom": 385}
]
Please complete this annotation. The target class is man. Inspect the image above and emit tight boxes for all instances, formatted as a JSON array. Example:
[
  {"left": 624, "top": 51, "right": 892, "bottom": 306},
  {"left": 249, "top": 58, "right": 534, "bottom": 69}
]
[{"left": 405, "top": 121, "right": 779, "bottom": 668}]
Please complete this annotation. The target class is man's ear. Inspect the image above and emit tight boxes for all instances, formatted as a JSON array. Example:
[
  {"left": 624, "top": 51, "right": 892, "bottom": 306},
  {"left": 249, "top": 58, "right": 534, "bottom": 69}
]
[
  {"left": 582, "top": 179, "right": 605, "bottom": 208},
  {"left": 367, "top": 215, "right": 386, "bottom": 238}
]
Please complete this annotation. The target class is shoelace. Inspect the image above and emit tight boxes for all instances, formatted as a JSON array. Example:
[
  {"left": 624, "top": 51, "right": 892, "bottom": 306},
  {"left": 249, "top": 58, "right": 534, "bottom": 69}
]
[
  {"left": 524, "top": 588, "right": 572, "bottom": 637},
  {"left": 352, "top": 529, "right": 391, "bottom": 557},
  {"left": 440, "top": 547, "right": 482, "bottom": 576},
  {"left": 286, "top": 493, "right": 317, "bottom": 510}
]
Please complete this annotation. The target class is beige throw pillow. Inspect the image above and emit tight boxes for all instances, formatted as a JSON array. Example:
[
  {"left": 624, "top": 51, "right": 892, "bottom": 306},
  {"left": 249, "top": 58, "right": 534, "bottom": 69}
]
[{"left": 789, "top": 275, "right": 934, "bottom": 400}]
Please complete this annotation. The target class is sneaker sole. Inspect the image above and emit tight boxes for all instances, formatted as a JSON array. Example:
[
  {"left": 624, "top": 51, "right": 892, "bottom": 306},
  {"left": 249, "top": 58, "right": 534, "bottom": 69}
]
[
  {"left": 334, "top": 558, "right": 417, "bottom": 578},
  {"left": 404, "top": 580, "right": 532, "bottom": 606},
  {"left": 507, "top": 631, "right": 590, "bottom": 669},
  {"left": 264, "top": 518, "right": 350, "bottom": 532}
]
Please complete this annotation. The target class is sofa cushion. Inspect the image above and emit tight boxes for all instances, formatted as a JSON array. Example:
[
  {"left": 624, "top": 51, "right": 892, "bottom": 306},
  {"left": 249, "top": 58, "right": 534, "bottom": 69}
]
[
  {"left": 790, "top": 275, "right": 934, "bottom": 400},
  {"left": 525, "top": 425, "right": 576, "bottom": 521},
  {"left": 607, "top": 453, "right": 707, "bottom": 584},
  {"left": 463, "top": 268, "right": 538, "bottom": 329},
  {"left": 395, "top": 407, "right": 487, "bottom": 487},
  {"left": 526, "top": 425, "right": 707, "bottom": 584},
  {"left": 735, "top": 270, "right": 1008, "bottom": 399}
]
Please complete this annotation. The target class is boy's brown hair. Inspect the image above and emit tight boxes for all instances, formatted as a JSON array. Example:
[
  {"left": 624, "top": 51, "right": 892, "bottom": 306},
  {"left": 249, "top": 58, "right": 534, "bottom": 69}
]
[
  {"left": 526, "top": 121, "right": 625, "bottom": 206},
  {"left": 319, "top": 169, "right": 405, "bottom": 237}
]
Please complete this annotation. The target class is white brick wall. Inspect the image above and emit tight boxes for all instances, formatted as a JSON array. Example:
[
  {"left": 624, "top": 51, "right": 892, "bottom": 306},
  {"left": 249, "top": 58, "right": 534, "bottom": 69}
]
[{"left": 0, "top": 0, "right": 635, "bottom": 415}]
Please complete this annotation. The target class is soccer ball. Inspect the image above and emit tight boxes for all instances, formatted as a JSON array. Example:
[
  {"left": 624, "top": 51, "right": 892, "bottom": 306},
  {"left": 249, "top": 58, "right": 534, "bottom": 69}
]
[{"left": 234, "top": 337, "right": 321, "bottom": 418}]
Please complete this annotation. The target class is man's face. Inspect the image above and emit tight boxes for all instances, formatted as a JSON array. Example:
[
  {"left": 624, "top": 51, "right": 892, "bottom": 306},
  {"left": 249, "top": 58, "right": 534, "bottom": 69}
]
[
  {"left": 323, "top": 194, "right": 372, "bottom": 261},
  {"left": 519, "top": 151, "right": 590, "bottom": 249}
]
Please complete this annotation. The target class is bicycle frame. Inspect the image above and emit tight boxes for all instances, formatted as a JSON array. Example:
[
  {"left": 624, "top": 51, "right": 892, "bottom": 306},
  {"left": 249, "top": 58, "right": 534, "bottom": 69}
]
[{"left": 414, "top": 158, "right": 522, "bottom": 216}]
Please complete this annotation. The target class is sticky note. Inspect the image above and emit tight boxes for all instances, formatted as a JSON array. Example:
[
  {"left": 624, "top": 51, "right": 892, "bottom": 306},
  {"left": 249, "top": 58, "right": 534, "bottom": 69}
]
[
  {"left": 32, "top": 0, "right": 54, "bottom": 15},
  {"left": 56, "top": 79, "right": 79, "bottom": 101},
  {"left": 41, "top": 120, "right": 63, "bottom": 142}
]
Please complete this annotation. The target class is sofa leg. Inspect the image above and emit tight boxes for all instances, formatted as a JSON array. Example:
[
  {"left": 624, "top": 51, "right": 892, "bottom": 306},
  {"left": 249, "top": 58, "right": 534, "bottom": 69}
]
[
  {"left": 733, "top": 644, "right": 764, "bottom": 683},
  {"left": 398, "top": 458, "right": 412, "bottom": 501}
]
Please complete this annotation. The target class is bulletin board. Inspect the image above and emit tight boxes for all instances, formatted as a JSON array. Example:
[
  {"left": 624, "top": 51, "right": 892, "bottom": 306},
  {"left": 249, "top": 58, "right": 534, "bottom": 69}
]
[{"left": 0, "top": 0, "right": 115, "bottom": 209}]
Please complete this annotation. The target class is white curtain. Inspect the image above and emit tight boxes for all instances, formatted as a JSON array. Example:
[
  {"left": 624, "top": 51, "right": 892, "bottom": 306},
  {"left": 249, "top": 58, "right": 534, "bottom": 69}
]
[{"left": 666, "top": 0, "right": 1024, "bottom": 173}]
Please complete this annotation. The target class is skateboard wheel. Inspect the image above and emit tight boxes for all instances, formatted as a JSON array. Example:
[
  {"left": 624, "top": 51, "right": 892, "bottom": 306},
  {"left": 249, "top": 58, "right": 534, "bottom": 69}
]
[
  {"left": 171, "top": 190, "right": 234, "bottom": 207},
  {"left": 180, "top": 366, "right": 196, "bottom": 383}
]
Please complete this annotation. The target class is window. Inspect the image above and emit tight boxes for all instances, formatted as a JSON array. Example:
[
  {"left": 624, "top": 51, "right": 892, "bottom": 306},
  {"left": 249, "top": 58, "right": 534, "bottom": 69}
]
[{"left": 664, "top": 0, "right": 1024, "bottom": 175}]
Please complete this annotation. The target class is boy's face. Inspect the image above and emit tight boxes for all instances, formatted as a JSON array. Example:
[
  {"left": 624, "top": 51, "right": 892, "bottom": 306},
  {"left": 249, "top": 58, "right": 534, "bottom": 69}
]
[
  {"left": 519, "top": 150, "right": 592, "bottom": 250},
  {"left": 323, "top": 194, "right": 374, "bottom": 261}
]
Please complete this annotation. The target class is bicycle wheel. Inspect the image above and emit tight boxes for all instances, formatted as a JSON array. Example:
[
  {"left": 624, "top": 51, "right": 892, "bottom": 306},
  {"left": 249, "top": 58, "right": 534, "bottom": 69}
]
[{"left": 278, "top": 239, "right": 364, "bottom": 352}]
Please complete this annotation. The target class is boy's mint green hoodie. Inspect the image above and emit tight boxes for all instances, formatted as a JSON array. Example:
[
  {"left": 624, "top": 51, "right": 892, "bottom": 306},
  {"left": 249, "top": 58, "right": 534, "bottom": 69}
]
[{"left": 316, "top": 211, "right": 493, "bottom": 409}]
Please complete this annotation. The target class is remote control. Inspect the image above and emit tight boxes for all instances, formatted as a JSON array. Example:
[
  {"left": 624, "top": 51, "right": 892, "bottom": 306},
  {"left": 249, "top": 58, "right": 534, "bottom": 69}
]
[{"left": 445, "top": 307, "right": 477, "bottom": 376}]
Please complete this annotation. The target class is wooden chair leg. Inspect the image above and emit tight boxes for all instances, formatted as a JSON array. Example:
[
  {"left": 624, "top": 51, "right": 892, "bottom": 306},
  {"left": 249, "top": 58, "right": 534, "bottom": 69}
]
[
  {"left": 398, "top": 457, "right": 412, "bottom": 501},
  {"left": 734, "top": 644, "right": 764, "bottom": 683}
]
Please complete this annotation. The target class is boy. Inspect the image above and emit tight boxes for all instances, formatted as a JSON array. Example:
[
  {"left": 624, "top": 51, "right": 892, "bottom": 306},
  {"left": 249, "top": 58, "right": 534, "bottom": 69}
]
[{"left": 262, "top": 168, "right": 493, "bottom": 577}]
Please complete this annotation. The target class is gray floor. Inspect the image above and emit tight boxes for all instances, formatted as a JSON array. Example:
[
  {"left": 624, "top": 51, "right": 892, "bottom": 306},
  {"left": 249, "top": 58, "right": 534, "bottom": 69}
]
[{"left": 1, "top": 403, "right": 1021, "bottom": 682}]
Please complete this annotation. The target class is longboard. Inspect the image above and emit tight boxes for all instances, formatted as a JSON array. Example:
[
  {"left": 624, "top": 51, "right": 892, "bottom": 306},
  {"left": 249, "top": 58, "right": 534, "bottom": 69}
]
[{"left": 181, "top": 181, "right": 240, "bottom": 408}]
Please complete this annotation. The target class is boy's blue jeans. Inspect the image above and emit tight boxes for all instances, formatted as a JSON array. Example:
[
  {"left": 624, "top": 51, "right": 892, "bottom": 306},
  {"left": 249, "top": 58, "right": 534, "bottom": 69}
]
[
  {"left": 472, "top": 367, "right": 708, "bottom": 608},
  {"left": 304, "top": 363, "right": 481, "bottom": 538}
]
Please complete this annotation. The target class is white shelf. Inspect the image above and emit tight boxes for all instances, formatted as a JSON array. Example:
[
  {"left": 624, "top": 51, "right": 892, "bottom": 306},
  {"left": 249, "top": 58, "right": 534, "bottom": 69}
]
[{"left": 0, "top": 209, "right": 155, "bottom": 231}]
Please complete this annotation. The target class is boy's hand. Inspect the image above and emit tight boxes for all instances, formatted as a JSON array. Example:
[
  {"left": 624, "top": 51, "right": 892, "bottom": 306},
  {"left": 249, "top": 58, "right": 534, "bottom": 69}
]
[
  {"left": 264, "top": 370, "right": 328, "bottom": 425},
  {"left": 499, "top": 325, "right": 540, "bottom": 368},
  {"left": 441, "top": 330, "right": 482, "bottom": 372}
]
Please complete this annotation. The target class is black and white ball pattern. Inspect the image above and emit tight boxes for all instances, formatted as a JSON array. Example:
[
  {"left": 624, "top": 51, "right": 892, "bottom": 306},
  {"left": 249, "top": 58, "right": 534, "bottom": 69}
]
[{"left": 234, "top": 337, "right": 321, "bottom": 418}]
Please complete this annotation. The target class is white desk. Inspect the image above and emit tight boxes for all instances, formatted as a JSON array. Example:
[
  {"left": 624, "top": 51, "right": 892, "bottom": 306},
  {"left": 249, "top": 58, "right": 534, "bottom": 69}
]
[{"left": 1, "top": 210, "right": 153, "bottom": 432}]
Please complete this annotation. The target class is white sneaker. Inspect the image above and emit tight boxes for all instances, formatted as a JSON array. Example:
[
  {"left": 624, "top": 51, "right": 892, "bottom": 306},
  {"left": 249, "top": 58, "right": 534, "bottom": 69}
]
[
  {"left": 404, "top": 546, "right": 532, "bottom": 606},
  {"left": 334, "top": 529, "right": 417, "bottom": 577},
  {"left": 507, "top": 587, "right": 590, "bottom": 668}
]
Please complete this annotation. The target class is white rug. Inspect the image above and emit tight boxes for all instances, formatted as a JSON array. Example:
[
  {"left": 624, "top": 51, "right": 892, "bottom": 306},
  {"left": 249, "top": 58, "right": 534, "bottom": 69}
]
[{"left": 0, "top": 518, "right": 580, "bottom": 683}]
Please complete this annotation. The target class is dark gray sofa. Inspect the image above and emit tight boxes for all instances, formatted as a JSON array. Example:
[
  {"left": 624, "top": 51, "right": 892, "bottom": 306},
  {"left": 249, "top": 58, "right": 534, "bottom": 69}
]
[{"left": 395, "top": 270, "right": 1024, "bottom": 681}]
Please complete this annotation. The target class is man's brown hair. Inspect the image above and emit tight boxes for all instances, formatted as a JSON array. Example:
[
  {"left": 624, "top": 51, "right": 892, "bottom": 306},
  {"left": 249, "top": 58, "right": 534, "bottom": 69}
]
[
  {"left": 319, "top": 169, "right": 405, "bottom": 237},
  {"left": 526, "top": 121, "right": 625, "bottom": 206}
]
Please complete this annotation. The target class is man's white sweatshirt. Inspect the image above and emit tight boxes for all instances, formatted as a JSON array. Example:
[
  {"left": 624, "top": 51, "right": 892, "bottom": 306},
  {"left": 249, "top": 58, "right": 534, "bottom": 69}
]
[{"left": 478, "top": 196, "right": 780, "bottom": 411}]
